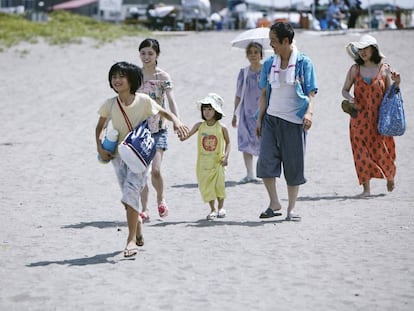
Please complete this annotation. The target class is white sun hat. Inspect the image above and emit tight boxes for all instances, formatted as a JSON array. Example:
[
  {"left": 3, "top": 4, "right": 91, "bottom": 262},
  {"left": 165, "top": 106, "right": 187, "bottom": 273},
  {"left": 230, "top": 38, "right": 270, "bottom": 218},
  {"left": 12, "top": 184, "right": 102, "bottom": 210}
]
[
  {"left": 197, "top": 93, "right": 225, "bottom": 116},
  {"left": 346, "top": 34, "right": 385, "bottom": 60}
]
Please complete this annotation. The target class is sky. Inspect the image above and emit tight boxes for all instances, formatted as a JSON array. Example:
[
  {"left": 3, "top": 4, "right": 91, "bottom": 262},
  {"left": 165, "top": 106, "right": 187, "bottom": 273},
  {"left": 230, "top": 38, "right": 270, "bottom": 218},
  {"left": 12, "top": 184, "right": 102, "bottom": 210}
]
[{"left": 246, "top": 0, "right": 414, "bottom": 9}]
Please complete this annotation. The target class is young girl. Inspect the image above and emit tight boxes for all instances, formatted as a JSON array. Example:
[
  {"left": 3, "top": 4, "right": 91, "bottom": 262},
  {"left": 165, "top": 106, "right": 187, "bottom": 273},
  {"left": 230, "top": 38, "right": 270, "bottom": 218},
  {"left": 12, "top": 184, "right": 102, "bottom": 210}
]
[
  {"left": 137, "top": 38, "right": 181, "bottom": 221},
  {"left": 181, "top": 93, "right": 230, "bottom": 220},
  {"left": 95, "top": 62, "right": 188, "bottom": 258},
  {"left": 232, "top": 42, "right": 263, "bottom": 184}
]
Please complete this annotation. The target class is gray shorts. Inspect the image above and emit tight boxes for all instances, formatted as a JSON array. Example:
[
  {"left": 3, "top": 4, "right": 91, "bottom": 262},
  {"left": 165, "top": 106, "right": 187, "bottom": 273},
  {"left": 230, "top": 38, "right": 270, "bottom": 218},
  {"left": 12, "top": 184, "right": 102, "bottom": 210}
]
[
  {"left": 112, "top": 157, "right": 149, "bottom": 212},
  {"left": 153, "top": 129, "right": 168, "bottom": 151},
  {"left": 256, "top": 114, "right": 307, "bottom": 186}
]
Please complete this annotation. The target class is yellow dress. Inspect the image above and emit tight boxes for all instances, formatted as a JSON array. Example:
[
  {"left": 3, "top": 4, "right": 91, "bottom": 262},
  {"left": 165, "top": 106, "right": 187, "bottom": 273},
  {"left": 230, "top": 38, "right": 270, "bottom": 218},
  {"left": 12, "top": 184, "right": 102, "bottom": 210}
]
[{"left": 196, "top": 121, "right": 226, "bottom": 202}]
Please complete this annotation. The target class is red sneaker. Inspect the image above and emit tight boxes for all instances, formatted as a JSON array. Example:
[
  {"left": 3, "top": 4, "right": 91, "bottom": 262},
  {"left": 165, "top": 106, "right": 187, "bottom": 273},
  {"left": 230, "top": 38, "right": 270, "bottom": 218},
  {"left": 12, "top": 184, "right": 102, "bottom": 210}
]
[
  {"left": 158, "top": 201, "right": 169, "bottom": 218},
  {"left": 140, "top": 212, "right": 150, "bottom": 223}
]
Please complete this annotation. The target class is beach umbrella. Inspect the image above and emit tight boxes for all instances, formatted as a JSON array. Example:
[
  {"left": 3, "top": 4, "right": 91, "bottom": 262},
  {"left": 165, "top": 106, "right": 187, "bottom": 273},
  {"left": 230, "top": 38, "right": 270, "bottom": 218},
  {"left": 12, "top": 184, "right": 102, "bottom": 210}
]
[{"left": 230, "top": 27, "right": 271, "bottom": 51}]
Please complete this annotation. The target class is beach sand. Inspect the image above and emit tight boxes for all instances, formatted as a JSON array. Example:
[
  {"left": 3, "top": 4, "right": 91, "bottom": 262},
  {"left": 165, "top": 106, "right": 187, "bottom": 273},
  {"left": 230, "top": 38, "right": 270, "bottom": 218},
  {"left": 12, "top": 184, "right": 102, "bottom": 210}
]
[{"left": 0, "top": 29, "right": 413, "bottom": 310}]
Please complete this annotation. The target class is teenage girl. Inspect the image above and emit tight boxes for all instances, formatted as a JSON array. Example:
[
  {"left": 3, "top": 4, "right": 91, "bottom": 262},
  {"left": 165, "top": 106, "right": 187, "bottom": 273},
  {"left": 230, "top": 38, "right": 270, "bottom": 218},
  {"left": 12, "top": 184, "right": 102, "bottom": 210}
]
[{"left": 138, "top": 38, "right": 181, "bottom": 221}]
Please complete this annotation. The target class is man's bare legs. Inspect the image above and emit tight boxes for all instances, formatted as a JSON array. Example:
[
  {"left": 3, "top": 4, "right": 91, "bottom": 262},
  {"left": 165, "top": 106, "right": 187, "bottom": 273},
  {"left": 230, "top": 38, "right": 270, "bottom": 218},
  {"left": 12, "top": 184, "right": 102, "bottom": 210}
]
[
  {"left": 287, "top": 185, "right": 299, "bottom": 216},
  {"left": 262, "top": 177, "right": 282, "bottom": 211}
]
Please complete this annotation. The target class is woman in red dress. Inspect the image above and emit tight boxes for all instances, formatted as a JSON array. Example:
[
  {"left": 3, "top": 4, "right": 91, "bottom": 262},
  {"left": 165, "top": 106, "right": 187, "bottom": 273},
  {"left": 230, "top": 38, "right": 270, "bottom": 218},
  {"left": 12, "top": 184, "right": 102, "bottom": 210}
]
[{"left": 342, "top": 34, "right": 401, "bottom": 197}]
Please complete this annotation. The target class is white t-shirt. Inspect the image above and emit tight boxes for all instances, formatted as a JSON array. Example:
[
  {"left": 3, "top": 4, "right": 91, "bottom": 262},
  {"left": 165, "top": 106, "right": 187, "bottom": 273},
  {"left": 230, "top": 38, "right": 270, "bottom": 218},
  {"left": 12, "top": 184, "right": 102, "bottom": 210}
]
[{"left": 267, "top": 68, "right": 302, "bottom": 124}]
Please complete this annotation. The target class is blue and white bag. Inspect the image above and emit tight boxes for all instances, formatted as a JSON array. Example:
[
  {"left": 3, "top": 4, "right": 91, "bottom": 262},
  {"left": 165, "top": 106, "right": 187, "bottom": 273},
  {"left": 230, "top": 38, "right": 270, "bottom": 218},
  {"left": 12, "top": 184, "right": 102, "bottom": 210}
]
[
  {"left": 118, "top": 120, "right": 156, "bottom": 174},
  {"left": 378, "top": 84, "right": 406, "bottom": 136},
  {"left": 116, "top": 97, "right": 156, "bottom": 174}
]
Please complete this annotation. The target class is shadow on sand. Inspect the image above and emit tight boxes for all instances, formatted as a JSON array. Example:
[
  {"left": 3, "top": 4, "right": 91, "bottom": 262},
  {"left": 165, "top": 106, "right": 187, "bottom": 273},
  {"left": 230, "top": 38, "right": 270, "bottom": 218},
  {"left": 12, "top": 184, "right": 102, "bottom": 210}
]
[{"left": 26, "top": 251, "right": 123, "bottom": 267}]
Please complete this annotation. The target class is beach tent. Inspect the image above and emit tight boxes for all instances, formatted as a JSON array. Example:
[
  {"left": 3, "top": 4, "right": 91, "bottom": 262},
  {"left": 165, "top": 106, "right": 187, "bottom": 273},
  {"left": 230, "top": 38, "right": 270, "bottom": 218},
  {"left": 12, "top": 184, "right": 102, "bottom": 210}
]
[
  {"left": 52, "top": 0, "right": 98, "bottom": 16},
  {"left": 53, "top": 0, "right": 97, "bottom": 10}
]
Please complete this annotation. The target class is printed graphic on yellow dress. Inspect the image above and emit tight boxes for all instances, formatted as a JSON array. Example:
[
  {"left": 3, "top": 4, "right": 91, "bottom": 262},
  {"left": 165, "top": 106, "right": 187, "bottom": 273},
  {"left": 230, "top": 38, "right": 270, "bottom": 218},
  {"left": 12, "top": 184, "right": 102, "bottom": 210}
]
[{"left": 201, "top": 133, "right": 218, "bottom": 151}]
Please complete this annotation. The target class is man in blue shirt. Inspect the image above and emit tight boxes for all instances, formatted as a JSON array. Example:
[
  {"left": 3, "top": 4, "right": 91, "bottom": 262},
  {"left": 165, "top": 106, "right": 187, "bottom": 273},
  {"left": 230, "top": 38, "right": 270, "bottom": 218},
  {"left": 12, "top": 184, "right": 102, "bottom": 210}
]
[{"left": 256, "top": 22, "right": 317, "bottom": 221}]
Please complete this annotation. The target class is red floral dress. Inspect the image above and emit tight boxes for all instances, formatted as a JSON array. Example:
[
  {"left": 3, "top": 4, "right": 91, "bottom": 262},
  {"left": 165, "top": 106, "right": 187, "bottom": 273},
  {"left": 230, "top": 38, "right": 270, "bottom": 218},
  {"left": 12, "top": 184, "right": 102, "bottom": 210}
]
[{"left": 350, "top": 64, "right": 396, "bottom": 185}]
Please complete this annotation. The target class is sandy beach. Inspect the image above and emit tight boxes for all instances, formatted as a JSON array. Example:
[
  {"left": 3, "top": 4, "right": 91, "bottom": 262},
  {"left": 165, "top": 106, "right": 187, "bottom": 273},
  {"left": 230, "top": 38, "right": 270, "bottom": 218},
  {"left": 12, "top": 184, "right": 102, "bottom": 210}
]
[{"left": 0, "top": 29, "right": 413, "bottom": 310}]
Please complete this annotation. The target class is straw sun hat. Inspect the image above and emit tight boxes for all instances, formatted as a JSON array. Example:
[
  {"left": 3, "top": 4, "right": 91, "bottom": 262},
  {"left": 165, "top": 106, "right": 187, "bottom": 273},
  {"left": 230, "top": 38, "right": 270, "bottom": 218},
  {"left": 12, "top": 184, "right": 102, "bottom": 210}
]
[
  {"left": 346, "top": 34, "right": 385, "bottom": 60},
  {"left": 197, "top": 93, "right": 225, "bottom": 116}
]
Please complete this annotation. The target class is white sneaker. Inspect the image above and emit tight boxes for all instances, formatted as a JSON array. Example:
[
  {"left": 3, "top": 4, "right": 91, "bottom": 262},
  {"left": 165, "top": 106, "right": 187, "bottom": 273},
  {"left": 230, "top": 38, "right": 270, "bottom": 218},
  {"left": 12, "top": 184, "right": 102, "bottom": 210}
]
[
  {"left": 206, "top": 211, "right": 217, "bottom": 220},
  {"left": 217, "top": 209, "right": 226, "bottom": 218}
]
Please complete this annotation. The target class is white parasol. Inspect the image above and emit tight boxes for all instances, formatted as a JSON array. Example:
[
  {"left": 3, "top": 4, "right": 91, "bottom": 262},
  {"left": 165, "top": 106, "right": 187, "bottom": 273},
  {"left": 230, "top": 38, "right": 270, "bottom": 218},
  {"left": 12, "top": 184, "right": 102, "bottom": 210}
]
[{"left": 230, "top": 27, "right": 271, "bottom": 51}]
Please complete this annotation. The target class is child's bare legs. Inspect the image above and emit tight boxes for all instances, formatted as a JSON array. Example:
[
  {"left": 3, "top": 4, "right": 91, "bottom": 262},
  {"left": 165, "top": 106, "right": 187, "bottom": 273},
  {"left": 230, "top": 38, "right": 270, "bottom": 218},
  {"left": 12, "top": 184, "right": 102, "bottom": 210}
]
[
  {"left": 124, "top": 203, "right": 140, "bottom": 256},
  {"left": 151, "top": 150, "right": 164, "bottom": 205},
  {"left": 217, "top": 197, "right": 226, "bottom": 218},
  {"left": 206, "top": 200, "right": 217, "bottom": 220},
  {"left": 152, "top": 150, "right": 169, "bottom": 217},
  {"left": 136, "top": 217, "right": 144, "bottom": 246},
  {"left": 262, "top": 177, "right": 282, "bottom": 211},
  {"left": 208, "top": 200, "right": 216, "bottom": 213},
  {"left": 140, "top": 150, "right": 167, "bottom": 218},
  {"left": 125, "top": 204, "right": 138, "bottom": 244},
  {"left": 217, "top": 198, "right": 224, "bottom": 211},
  {"left": 140, "top": 184, "right": 149, "bottom": 213}
]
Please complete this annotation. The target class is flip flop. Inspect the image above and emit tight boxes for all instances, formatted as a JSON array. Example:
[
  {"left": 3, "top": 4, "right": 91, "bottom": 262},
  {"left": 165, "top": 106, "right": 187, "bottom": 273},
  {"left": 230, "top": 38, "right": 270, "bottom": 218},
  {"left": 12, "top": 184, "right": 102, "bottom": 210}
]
[
  {"left": 259, "top": 207, "right": 282, "bottom": 219},
  {"left": 123, "top": 246, "right": 139, "bottom": 258},
  {"left": 136, "top": 235, "right": 144, "bottom": 247}
]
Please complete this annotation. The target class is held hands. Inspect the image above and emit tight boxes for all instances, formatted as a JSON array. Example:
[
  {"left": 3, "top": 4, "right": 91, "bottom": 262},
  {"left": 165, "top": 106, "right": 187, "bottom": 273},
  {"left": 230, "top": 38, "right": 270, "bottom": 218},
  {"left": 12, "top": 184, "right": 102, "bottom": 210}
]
[{"left": 175, "top": 122, "right": 190, "bottom": 141}]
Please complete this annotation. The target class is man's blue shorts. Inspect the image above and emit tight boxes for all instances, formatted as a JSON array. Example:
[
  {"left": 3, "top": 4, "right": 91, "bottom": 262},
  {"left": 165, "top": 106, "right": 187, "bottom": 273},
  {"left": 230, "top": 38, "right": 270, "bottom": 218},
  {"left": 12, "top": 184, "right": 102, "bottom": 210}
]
[{"left": 256, "top": 114, "right": 307, "bottom": 186}]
